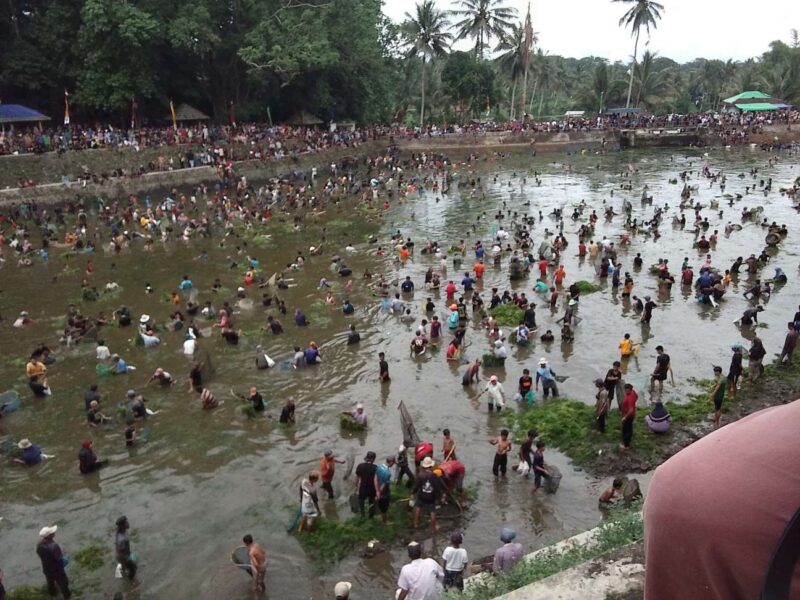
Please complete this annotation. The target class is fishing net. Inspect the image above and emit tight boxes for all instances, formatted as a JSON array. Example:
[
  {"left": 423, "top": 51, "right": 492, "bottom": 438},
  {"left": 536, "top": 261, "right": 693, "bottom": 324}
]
[
  {"left": 397, "top": 400, "right": 420, "bottom": 446},
  {"left": 544, "top": 465, "right": 562, "bottom": 494}
]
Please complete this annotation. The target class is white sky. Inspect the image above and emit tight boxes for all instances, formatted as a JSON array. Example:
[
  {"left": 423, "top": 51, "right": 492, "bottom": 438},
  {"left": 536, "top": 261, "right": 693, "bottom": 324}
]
[{"left": 383, "top": 0, "right": 800, "bottom": 63}]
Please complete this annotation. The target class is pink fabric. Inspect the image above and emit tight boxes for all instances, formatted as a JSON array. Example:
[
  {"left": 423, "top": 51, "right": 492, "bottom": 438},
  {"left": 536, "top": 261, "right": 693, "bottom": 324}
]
[{"left": 644, "top": 400, "right": 800, "bottom": 599}]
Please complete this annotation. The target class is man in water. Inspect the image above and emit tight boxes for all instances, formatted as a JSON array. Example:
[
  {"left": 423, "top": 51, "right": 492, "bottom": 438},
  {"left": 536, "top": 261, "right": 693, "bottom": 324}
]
[
  {"left": 410, "top": 329, "right": 429, "bottom": 356},
  {"left": 489, "top": 429, "right": 512, "bottom": 477},
  {"left": 650, "top": 345, "right": 670, "bottom": 395},
  {"left": 710, "top": 365, "right": 725, "bottom": 428},
  {"left": 243, "top": 534, "right": 267, "bottom": 593},
  {"left": 535, "top": 358, "right": 559, "bottom": 398},
  {"left": 375, "top": 455, "right": 395, "bottom": 525},
  {"left": 115, "top": 516, "right": 137, "bottom": 581},
  {"left": 36, "top": 526, "right": 71, "bottom": 599},
  {"left": 531, "top": 440, "right": 551, "bottom": 493},
  {"left": 246, "top": 386, "right": 265, "bottom": 412},
  {"left": 319, "top": 450, "right": 346, "bottom": 499},
  {"left": 478, "top": 375, "right": 506, "bottom": 411},
  {"left": 279, "top": 399, "right": 295, "bottom": 424},
  {"left": 355, "top": 451, "right": 378, "bottom": 517},
  {"left": 378, "top": 352, "right": 390, "bottom": 382},
  {"left": 620, "top": 383, "right": 638, "bottom": 449},
  {"left": 779, "top": 322, "right": 798, "bottom": 364},
  {"left": 412, "top": 456, "right": 443, "bottom": 532}
]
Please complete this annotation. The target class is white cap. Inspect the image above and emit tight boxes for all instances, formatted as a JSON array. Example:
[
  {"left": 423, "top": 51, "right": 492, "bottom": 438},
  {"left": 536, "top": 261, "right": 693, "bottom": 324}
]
[
  {"left": 39, "top": 525, "right": 58, "bottom": 538},
  {"left": 334, "top": 581, "right": 352, "bottom": 598}
]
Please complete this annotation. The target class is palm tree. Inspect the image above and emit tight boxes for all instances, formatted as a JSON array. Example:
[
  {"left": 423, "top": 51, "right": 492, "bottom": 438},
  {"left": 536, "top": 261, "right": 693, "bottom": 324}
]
[
  {"left": 613, "top": 0, "right": 664, "bottom": 108},
  {"left": 450, "top": 0, "right": 517, "bottom": 59},
  {"left": 634, "top": 51, "right": 673, "bottom": 109},
  {"left": 578, "top": 62, "right": 626, "bottom": 112},
  {"left": 495, "top": 23, "right": 525, "bottom": 119},
  {"left": 404, "top": 1, "right": 453, "bottom": 126}
]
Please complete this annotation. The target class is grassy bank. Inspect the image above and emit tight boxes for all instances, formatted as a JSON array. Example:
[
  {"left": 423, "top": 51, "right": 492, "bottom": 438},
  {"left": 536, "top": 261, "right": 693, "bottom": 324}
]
[
  {"left": 505, "top": 358, "right": 800, "bottom": 476},
  {"left": 449, "top": 506, "right": 643, "bottom": 600}
]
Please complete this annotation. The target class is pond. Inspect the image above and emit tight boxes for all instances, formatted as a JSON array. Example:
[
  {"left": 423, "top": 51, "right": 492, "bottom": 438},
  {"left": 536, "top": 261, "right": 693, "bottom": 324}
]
[{"left": 0, "top": 146, "right": 797, "bottom": 599}]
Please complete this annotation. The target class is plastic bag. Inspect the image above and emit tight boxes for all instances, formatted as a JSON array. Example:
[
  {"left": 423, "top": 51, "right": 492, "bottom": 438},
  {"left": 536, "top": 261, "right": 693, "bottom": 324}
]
[{"left": 516, "top": 460, "right": 530, "bottom": 476}]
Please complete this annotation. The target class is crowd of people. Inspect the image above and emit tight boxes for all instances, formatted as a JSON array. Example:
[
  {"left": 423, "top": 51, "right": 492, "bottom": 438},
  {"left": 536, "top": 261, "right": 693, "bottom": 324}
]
[{"left": 1, "top": 136, "right": 798, "bottom": 599}]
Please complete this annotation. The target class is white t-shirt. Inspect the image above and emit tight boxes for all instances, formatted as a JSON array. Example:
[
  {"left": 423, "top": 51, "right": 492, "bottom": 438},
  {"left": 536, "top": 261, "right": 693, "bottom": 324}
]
[
  {"left": 442, "top": 547, "right": 468, "bottom": 572},
  {"left": 96, "top": 345, "right": 111, "bottom": 360},
  {"left": 485, "top": 382, "right": 505, "bottom": 406},
  {"left": 397, "top": 558, "right": 444, "bottom": 600}
]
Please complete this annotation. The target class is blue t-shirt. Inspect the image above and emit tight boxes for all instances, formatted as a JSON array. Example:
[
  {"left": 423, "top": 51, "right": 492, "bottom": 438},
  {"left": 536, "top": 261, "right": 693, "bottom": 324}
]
[
  {"left": 23, "top": 445, "right": 42, "bottom": 465},
  {"left": 180, "top": 279, "right": 193, "bottom": 290},
  {"left": 475, "top": 246, "right": 485, "bottom": 258},
  {"left": 461, "top": 276, "right": 475, "bottom": 290},
  {"left": 304, "top": 347, "right": 319, "bottom": 365},
  {"left": 116, "top": 359, "right": 128, "bottom": 373},
  {"left": 376, "top": 464, "right": 392, "bottom": 497}
]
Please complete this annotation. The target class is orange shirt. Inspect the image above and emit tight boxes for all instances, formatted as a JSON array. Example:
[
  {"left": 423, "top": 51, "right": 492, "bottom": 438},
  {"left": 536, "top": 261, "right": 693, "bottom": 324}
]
[
  {"left": 320, "top": 457, "right": 335, "bottom": 482},
  {"left": 474, "top": 262, "right": 485, "bottom": 278}
]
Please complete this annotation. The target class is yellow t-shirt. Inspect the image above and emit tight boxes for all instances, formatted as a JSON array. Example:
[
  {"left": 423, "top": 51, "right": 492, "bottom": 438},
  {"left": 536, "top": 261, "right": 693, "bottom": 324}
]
[{"left": 619, "top": 339, "right": 633, "bottom": 356}]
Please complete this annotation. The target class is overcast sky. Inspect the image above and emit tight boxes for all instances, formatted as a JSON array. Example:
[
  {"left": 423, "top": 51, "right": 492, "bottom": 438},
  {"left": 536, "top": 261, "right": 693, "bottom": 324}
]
[{"left": 383, "top": 0, "right": 800, "bottom": 63}]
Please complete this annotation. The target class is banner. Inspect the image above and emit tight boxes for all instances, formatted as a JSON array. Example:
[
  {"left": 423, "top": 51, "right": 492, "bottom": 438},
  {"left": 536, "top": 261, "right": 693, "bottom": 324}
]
[{"left": 64, "top": 89, "right": 70, "bottom": 125}]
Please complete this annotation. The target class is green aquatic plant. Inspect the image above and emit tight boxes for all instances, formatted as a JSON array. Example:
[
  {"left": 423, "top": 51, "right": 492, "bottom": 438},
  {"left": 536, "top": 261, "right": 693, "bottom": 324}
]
[
  {"left": 574, "top": 280, "right": 602, "bottom": 294},
  {"left": 490, "top": 303, "right": 524, "bottom": 326},
  {"left": 74, "top": 541, "right": 106, "bottom": 571},
  {"left": 7, "top": 586, "right": 52, "bottom": 600},
  {"left": 339, "top": 414, "right": 367, "bottom": 431}
]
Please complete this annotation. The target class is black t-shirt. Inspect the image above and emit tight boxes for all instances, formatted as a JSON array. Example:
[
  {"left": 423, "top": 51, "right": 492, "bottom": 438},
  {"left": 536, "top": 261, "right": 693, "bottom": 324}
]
[
  {"left": 269, "top": 321, "right": 283, "bottom": 334},
  {"left": 125, "top": 426, "right": 135, "bottom": 446},
  {"left": 401, "top": 280, "right": 414, "bottom": 292},
  {"left": 655, "top": 353, "right": 670, "bottom": 376},
  {"left": 222, "top": 329, "right": 239, "bottom": 345},
  {"left": 519, "top": 375, "right": 533, "bottom": 393},
  {"left": 356, "top": 462, "right": 377, "bottom": 494},
  {"left": 84, "top": 390, "right": 101, "bottom": 412},
  {"left": 533, "top": 451, "right": 545, "bottom": 473},
  {"left": 379, "top": 360, "right": 389, "bottom": 375},
  {"left": 279, "top": 405, "right": 294, "bottom": 423},
  {"left": 78, "top": 447, "right": 98, "bottom": 473},
  {"left": 414, "top": 470, "right": 441, "bottom": 503},
  {"left": 604, "top": 369, "right": 620, "bottom": 391},
  {"left": 190, "top": 368, "right": 202, "bottom": 389},
  {"left": 87, "top": 409, "right": 102, "bottom": 425},
  {"left": 347, "top": 331, "right": 361, "bottom": 345},
  {"left": 523, "top": 308, "right": 537, "bottom": 328},
  {"left": 250, "top": 393, "right": 265, "bottom": 411},
  {"left": 520, "top": 439, "right": 533, "bottom": 461},
  {"left": 644, "top": 301, "right": 657, "bottom": 315}
]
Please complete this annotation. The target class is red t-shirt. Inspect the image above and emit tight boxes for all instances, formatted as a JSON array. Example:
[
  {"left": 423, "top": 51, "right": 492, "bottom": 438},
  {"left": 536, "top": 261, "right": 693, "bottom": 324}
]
[{"left": 621, "top": 390, "right": 638, "bottom": 420}]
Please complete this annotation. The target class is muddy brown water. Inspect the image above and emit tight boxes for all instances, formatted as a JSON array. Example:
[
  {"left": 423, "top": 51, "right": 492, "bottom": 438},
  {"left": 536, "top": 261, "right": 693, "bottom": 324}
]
[{"left": 0, "top": 147, "right": 798, "bottom": 599}]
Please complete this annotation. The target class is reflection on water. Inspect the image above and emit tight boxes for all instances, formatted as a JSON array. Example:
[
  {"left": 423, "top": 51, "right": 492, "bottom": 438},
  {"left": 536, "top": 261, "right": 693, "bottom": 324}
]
[{"left": 1, "top": 147, "right": 798, "bottom": 598}]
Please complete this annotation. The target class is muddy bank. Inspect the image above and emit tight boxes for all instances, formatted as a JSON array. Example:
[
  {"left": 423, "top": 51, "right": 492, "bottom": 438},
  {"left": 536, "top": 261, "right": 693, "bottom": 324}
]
[{"left": 587, "top": 363, "right": 800, "bottom": 478}]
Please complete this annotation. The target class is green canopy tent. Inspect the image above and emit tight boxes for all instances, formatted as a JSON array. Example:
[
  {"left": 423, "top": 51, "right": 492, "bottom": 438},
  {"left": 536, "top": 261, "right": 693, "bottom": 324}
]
[
  {"left": 733, "top": 103, "right": 780, "bottom": 112},
  {"left": 722, "top": 91, "right": 772, "bottom": 104}
]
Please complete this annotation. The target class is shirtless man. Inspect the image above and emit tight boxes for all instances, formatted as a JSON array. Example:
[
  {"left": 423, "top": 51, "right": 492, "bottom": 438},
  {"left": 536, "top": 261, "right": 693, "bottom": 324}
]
[
  {"left": 442, "top": 429, "right": 457, "bottom": 461},
  {"left": 243, "top": 534, "right": 267, "bottom": 592},
  {"left": 489, "top": 429, "right": 512, "bottom": 477}
]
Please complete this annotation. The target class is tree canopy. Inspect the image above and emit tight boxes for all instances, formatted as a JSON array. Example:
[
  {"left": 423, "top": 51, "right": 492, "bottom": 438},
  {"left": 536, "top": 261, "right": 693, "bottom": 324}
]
[{"left": 0, "top": 0, "right": 797, "bottom": 126}]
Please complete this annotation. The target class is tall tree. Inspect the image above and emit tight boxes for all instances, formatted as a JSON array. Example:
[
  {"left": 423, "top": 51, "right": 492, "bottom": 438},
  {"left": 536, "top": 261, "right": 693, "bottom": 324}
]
[
  {"left": 494, "top": 23, "right": 524, "bottom": 119},
  {"left": 403, "top": 0, "right": 452, "bottom": 126},
  {"left": 613, "top": 0, "right": 664, "bottom": 108},
  {"left": 450, "top": 0, "right": 516, "bottom": 59}
]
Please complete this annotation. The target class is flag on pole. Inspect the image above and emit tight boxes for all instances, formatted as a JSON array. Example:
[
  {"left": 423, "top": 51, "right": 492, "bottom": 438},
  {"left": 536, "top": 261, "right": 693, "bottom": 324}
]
[
  {"left": 63, "top": 89, "right": 70, "bottom": 125},
  {"left": 486, "top": 96, "right": 491, "bottom": 114},
  {"left": 130, "top": 97, "right": 137, "bottom": 130},
  {"left": 229, "top": 101, "right": 236, "bottom": 128},
  {"left": 169, "top": 99, "right": 177, "bottom": 129}
]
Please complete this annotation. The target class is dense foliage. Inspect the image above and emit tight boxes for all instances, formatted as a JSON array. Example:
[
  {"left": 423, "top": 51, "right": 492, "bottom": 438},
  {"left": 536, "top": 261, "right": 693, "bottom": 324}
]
[{"left": 1, "top": 0, "right": 798, "bottom": 125}]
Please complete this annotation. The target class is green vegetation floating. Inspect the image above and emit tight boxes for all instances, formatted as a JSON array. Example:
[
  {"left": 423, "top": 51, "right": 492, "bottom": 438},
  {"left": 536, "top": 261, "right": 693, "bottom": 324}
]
[
  {"left": 306, "top": 300, "right": 333, "bottom": 328},
  {"left": 574, "top": 280, "right": 603, "bottom": 294},
  {"left": 339, "top": 414, "right": 367, "bottom": 431},
  {"left": 73, "top": 542, "right": 107, "bottom": 571},
  {"left": 7, "top": 586, "right": 52, "bottom": 600},
  {"left": 490, "top": 303, "right": 524, "bottom": 327},
  {"left": 447, "top": 507, "right": 643, "bottom": 600},
  {"left": 504, "top": 382, "right": 718, "bottom": 470},
  {"left": 294, "top": 484, "right": 473, "bottom": 565}
]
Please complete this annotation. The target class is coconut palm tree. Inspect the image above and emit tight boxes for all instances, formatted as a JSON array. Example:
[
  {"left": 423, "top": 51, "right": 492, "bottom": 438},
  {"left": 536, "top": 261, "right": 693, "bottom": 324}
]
[
  {"left": 613, "top": 0, "right": 664, "bottom": 108},
  {"left": 578, "top": 62, "right": 626, "bottom": 113},
  {"left": 634, "top": 51, "right": 673, "bottom": 109},
  {"left": 450, "top": 0, "right": 517, "bottom": 59},
  {"left": 404, "top": 0, "right": 453, "bottom": 126},
  {"left": 495, "top": 23, "right": 526, "bottom": 119}
]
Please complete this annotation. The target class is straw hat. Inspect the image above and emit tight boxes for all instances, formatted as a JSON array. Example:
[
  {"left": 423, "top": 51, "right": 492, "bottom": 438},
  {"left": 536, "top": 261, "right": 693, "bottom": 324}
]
[
  {"left": 39, "top": 525, "right": 58, "bottom": 539},
  {"left": 421, "top": 456, "right": 435, "bottom": 469},
  {"left": 18, "top": 439, "right": 32, "bottom": 449}
]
